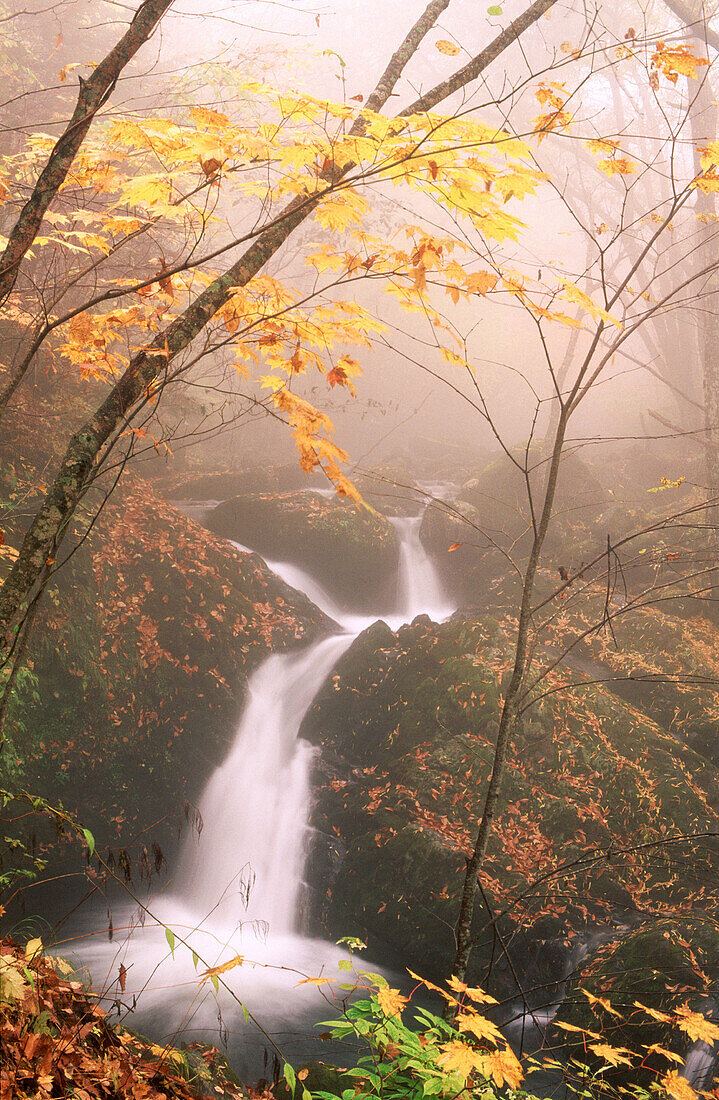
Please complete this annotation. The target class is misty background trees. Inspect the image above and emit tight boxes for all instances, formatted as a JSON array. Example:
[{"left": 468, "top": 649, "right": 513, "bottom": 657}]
[{"left": 1, "top": 0, "right": 719, "bottom": 1097}]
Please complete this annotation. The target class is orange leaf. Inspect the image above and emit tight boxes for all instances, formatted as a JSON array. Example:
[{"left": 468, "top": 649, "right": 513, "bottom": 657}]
[
  {"left": 435, "top": 39, "right": 460, "bottom": 55},
  {"left": 200, "top": 954, "right": 244, "bottom": 980}
]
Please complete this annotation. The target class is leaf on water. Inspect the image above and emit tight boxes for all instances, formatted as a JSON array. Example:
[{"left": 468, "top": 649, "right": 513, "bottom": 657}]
[{"left": 448, "top": 542, "right": 463, "bottom": 552}]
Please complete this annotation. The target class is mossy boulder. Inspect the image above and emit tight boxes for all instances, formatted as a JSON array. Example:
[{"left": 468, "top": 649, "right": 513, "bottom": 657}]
[
  {"left": 420, "top": 450, "right": 612, "bottom": 607},
  {"left": 0, "top": 475, "right": 333, "bottom": 874},
  {"left": 554, "top": 916, "right": 719, "bottom": 1086},
  {"left": 300, "top": 613, "right": 719, "bottom": 998},
  {"left": 153, "top": 463, "right": 313, "bottom": 503},
  {"left": 207, "top": 491, "right": 400, "bottom": 610}
]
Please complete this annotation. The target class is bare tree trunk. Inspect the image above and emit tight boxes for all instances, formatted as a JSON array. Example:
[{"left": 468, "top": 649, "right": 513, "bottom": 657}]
[
  {"left": 448, "top": 408, "right": 568, "bottom": 991},
  {"left": 669, "top": 0, "right": 719, "bottom": 534}
]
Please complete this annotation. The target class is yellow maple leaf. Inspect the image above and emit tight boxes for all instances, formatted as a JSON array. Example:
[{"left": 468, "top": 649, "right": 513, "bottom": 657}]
[
  {"left": 597, "top": 156, "right": 639, "bottom": 176},
  {"left": 376, "top": 986, "right": 408, "bottom": 1017},
  {"left": 25, "top": 937, "right": 43, "bottom": 962},
  {"left": 559, "top": 279, "right": 621, "bottom": 326},
  {"left": 531, "top": 109, "right": 573, "bottom": 142},
  {"left": 479, "top": 1047, "right": 524, "bottom": 1089},
  {"left": 651, "top": 42, "right": 709, "bottom": 83},
  {"left": 456, "top": 1011, "right": 503, "bottom": 1045},
  {"left": 673, "top": 1005, "right": 719, "bottom": 1044},
  {"left": 661, "top": 1070, "right": 698, "bottom": 1100},
  {"left": 699, "top": 141, "right": 719, "bottom": 171},
  {"left": 588, "top": 1042, "right": 633, "bottom": 1067},
  {"left": 437, "top": 1040, "right": 483, "bottom": 1079},
  {"left": 0, "top": 957, "right": 27, "bottom": 1004},
  {"left": 585, "top": 137, "right": 619, "bottom": 155},
  {"left": 464, "top": 271, "right": 497, "bottom": 296}
]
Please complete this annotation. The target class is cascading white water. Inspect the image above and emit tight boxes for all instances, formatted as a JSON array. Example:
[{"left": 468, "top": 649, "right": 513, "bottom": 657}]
[
  {"left": 390, "top": 515, "right": 454, "bottom": 623},
  {"left": 68, "top": 505, "right": 455, "bottom": 1071},
  {"left": 176, "top": 634, "right": 355, "bottom": 932},
  {"left": 682, "top": 1039, "right": 718, "bottom": 1088}
]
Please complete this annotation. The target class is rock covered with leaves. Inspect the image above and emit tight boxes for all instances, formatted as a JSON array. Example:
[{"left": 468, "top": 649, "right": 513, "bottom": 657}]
[
  {"left": 0, "top": 937, "right": 252, "bottom": 1100},
  {"left": 0, "top": 457, "right": 334, "bottom": 864},
  {"left": 300, "top": 610, "right": 719, "bottom": 998}
]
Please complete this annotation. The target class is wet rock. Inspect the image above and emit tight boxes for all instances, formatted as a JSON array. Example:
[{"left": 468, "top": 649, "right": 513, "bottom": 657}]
[
  {"left": 207, "top": 491, "right": 400, "bottom": 611},
  {"left": 420, "top": 449, "right": 611, "bottom": 607},
  {"left": 554, "top": 915, "right": 719, "bottom": 1087}
]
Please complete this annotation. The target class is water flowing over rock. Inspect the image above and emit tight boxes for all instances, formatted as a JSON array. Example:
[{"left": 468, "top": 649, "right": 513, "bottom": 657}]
[{"left": 69, "top": 503, "right": 456, "bottom": 1074}]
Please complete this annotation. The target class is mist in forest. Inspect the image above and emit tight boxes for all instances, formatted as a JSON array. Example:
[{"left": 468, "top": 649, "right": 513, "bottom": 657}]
[{"left": 1, "top": 0, "right": 718, "bottom": 1096}]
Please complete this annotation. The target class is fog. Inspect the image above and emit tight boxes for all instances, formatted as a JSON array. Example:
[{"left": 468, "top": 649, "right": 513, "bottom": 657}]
[{"left": 2, "top": 0, "right": 719, "bottom": 1095}]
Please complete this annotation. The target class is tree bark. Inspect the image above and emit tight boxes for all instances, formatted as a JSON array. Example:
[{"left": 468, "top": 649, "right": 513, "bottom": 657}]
[
  {"left": 0, "top": 0, "right": 173, "bottom": 308},
  {"left": 448, "top": 408, "right": 568, "bottom": 991}
]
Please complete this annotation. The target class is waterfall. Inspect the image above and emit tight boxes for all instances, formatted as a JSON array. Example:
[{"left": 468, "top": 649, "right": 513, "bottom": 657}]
[
  {"left": 177, "top": 514, "right": 454, "bottom": 934},
  {"left": 390, "top": 515, "right": 453, "bottom": 623},
  {"left": 682, "top": 1039, "right": 718, "bottom": 1088},
  {"left": 68, "top": 504, "right": 455, "bottom": 1070},
  {"left": 176, "top": 634, "right": 356, "bottom": 932}
]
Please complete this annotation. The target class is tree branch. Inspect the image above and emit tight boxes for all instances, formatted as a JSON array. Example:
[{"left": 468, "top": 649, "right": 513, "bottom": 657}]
[{"left": 0, "top": 0, "right": 174, "bottom": 309}]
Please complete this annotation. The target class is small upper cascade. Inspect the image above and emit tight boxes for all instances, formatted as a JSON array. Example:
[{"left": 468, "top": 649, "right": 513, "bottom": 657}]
[{"left": 390, "top": 514, "right": 454, "bottom": 624}]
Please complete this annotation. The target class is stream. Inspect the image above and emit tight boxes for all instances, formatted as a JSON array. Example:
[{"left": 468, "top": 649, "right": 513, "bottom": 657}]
[
  {"left": 66, "top": 511, "right": 455, "bottom": 1077},
  {"left": 60, "top": 503, "right": 715, "bottom": 1091}
]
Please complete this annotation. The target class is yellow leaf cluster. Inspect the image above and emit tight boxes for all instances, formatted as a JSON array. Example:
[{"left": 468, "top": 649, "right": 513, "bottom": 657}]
[{"left": 651, "top": 42, "right": 709, "bottom": 83}]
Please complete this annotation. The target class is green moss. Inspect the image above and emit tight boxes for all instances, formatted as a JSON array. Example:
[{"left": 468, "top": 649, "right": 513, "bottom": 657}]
[
  {"left": 556, "top": 916, "right": 719, "bottom": 1085},
  {"left": 207, "top": 491, "right": 399, "bottom": 610}
]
